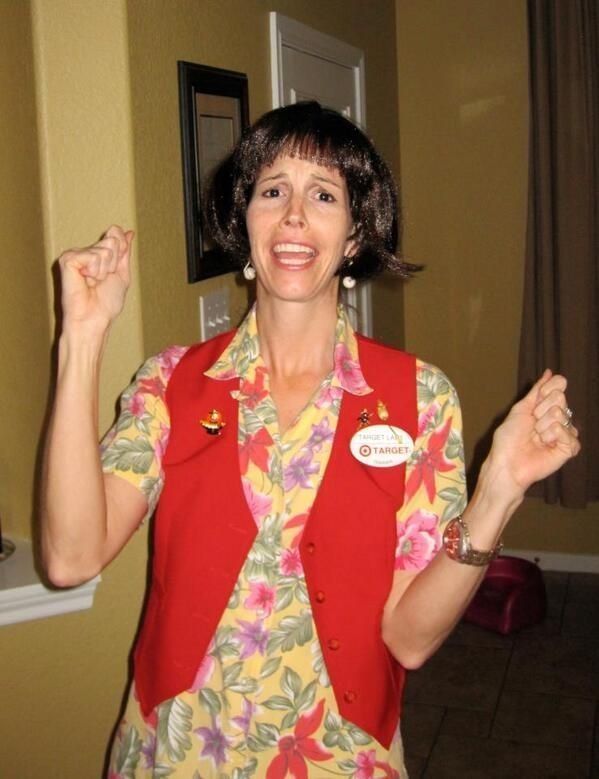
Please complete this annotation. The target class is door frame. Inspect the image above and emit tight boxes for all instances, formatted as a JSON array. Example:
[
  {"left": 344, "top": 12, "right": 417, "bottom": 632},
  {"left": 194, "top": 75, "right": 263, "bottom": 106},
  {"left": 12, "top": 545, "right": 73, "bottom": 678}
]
[{"left": 269, "top": 12, "right": 373, "bottom": 337}]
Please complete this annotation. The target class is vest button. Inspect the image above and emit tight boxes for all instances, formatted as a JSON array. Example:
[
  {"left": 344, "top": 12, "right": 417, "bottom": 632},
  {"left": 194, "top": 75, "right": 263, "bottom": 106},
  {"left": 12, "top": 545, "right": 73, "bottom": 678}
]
[
  {"left": 315, "top": 590, "right": 326, "bottom": 603},
  {"left": 343, "top": 690, "right": 357, "bottom": 703},
  {"left": 327, "top": 638, "right": 340, "bottom": 650},
  {"left": 306, "top": 542, "right": 316, "bottom": 554}
]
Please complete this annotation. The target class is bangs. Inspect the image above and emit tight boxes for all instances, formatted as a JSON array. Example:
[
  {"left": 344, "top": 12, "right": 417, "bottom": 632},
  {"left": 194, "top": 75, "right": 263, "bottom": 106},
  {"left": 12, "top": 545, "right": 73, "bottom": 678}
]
[
  {"left": 257, "top": 132, "right": 349, "bottom": 173},
  {"left": 237, "top": 105, "right": 368, "bottom": 187}
]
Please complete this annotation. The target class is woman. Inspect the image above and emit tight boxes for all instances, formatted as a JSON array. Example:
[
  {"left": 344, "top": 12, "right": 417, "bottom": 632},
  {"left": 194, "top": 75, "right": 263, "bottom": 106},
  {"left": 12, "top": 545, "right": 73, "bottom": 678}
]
[{"left": 42, "top": 102, "right": 580, "bottom": 778}]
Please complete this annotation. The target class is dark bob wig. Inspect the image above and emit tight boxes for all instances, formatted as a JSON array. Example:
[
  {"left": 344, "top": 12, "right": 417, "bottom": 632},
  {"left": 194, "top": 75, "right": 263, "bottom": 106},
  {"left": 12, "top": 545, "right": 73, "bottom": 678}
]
[{"left": 206, "top": 101, "right": 417, "bottom": 281}]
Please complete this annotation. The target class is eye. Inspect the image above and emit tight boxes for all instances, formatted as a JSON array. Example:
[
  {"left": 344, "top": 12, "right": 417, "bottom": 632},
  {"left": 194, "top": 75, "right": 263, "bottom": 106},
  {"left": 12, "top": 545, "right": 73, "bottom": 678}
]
[
  {"left": 316, "top": 190, "right": 336, "bottom": 203},
  {"left": 262, "top": 187, "right": 281, "bottom": 198}
]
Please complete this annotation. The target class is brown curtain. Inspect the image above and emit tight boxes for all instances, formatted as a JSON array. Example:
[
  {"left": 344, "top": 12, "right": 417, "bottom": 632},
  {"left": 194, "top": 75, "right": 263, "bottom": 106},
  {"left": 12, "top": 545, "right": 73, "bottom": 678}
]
[{"left": 519, "top": 0, "right": 598, "bottom": 508}]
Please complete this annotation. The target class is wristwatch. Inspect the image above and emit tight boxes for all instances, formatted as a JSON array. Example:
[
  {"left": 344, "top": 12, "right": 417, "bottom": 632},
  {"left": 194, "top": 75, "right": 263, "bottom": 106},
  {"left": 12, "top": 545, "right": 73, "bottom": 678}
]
[{"left": 442, "top": 516, "right": 503, "bottom": 566}]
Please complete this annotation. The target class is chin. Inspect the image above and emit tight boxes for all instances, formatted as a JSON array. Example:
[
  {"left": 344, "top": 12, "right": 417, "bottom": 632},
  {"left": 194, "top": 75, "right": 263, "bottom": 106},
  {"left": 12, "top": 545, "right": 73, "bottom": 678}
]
[
  {"left": 260, "top": 274, "right": 339, "bottom": 304},
  {"left": 274, "top": 287, "right": 337, "bottom": 306}
]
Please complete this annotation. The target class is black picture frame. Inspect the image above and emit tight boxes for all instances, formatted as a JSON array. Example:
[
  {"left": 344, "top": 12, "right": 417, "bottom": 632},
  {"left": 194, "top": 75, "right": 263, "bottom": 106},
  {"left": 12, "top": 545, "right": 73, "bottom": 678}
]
[{"left": 178, "top": 61, "right": 250, "bottom": 282}]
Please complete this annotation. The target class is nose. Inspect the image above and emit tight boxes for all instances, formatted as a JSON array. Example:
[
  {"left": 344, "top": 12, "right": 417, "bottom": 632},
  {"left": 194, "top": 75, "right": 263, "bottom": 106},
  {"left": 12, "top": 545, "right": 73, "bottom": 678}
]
[{"left": 282, "top": 194, "right": 306, "bottom": 228}]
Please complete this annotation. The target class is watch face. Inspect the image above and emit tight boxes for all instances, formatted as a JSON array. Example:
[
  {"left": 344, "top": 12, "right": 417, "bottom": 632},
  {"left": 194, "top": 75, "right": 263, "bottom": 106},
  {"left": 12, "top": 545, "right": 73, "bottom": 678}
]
[{"left": 443, "top": 519, "right": 462, "bottom": 554}]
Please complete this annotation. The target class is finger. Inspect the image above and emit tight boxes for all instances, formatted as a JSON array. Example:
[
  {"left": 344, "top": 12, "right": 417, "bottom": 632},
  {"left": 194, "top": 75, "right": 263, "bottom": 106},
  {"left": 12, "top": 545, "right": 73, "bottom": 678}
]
[
  {"left": 94, "top": 236, "right": 120, "bottom": 272},
  {"left": 81, "top": 247, "right": 117, "bottom": 282},
  {"left": 533, "top": 388, "right": 568, "bottom": 420},
  {"left": 59, "top": 248, "right": 97, "bottom": 276},
  {"left": 538, "top": 374, "right": 568, "bottom": 399},
  {"left": 535, "top": 404, "right": 576, "bottom": 435},
  {"left": 103, "top": 224, "right": 126, "bottom": 242},
  {"left": 103, "top": 225, "right": 129, "bottom": 259},
  {"left": 79, "top": 248, "right": 105, "bottom": 281},
  {"left": 514, "top": 369, "right": 552, "bottom": 413},
  {"left": 116, "top": 230, "right": 134, "bottom": 286},
  {"left": 525, "top": 369, "right": 552, "bottom": 400},
  {"left": 538, "top": 420, "right": 581, "bottom": 454}
]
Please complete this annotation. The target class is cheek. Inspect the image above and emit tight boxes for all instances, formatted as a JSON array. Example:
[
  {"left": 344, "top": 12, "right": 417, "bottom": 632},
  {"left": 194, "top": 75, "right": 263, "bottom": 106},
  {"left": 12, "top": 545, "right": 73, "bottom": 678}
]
[
  {"left": 246, "top": 201, "right": 275, "bottom": 238},
  {"left": 245, "top": 207, "right": 263, "bottom": 247}
]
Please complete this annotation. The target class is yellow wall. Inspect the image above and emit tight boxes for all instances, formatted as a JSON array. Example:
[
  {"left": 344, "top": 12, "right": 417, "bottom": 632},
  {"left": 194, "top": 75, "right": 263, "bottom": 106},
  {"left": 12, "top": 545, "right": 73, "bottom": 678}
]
[
  {"left": 0, "top": 0, "right": 49, "bottom": 538},
  {"left": 0, "top": 2, "right": 403, "bottom": 776},
  {"left": 1, "top": 2, "right": 148, "bottom": 777},
  {"left": 396, "top": 0, "right": 599, "bottom": 552}
]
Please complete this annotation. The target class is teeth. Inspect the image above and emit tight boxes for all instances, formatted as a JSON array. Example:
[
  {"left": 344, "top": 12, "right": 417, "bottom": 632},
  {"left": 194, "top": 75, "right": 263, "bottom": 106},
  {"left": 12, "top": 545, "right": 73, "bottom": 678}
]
[
  {"left": 273, "top": 243, "right": 315, "bottom": 256},
  {"left": 278, "top": 257, "right": 312, "bottom": 266}
]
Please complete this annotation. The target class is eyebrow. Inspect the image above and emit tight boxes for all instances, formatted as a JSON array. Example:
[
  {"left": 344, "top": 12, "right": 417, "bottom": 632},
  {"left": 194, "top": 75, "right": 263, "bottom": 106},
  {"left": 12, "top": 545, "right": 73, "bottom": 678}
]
[{"left": 256, "top": 171, "right": 342, "bottom": 190}]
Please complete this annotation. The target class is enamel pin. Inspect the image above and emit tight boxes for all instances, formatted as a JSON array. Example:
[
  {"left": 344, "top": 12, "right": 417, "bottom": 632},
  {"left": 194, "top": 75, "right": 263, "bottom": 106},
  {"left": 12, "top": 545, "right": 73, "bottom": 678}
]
[
  {"left": 200, "top": 409, "right": 226, "bottom": 435},
  {"left": 376, "top": 400, "right": 389, "bottom": 421},
  {"left": 357, "top": 409, "right": 373, "bottom": 429},
  {"left": 351, "top": 400, "right": 414, "bottom": 468}
]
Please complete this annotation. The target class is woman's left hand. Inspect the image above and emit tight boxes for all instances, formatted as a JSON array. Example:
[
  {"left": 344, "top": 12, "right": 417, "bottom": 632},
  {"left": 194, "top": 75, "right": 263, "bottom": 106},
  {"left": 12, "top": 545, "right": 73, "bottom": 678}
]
[{"left": 485, "top": 370, "right": 581, "bottom": 501}]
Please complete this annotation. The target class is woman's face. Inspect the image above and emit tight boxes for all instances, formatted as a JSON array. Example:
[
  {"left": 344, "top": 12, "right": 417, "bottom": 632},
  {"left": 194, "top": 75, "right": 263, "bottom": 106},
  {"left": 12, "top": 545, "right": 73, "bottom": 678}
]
[{"left": 246, "top": 154, "right": 355, "bottom": 305}]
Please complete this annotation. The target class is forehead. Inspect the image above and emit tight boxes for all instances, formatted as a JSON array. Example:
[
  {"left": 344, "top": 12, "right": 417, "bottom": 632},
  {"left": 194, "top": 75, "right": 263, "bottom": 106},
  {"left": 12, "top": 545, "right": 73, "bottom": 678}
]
[{"left": 256, "top": 153, "right": 346, "bottom": 185}]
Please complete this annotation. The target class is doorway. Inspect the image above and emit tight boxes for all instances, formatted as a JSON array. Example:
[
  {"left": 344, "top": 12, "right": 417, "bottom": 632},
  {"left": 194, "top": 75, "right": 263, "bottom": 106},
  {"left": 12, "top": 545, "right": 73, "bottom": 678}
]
[{"left": 269, "top": 12, "right": 373, "bottom": 336}]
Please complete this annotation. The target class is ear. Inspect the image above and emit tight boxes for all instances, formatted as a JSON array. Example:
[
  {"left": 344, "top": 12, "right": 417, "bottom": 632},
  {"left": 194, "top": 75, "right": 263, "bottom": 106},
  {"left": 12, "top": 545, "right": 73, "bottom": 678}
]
[{"left": 344, "top": 225, "right": 359, "bottom": 259}]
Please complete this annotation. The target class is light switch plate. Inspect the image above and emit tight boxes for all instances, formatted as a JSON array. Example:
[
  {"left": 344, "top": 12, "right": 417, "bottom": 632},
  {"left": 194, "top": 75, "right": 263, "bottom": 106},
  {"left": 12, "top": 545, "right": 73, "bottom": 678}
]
[{"left": 199, "top": 288, "right": 231, "bottom": 341}]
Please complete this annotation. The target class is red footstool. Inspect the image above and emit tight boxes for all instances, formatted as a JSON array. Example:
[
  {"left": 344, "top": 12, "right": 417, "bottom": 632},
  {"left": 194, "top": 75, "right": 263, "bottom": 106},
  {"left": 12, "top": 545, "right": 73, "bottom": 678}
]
[{"left": 463, "top": 556, "right": 547, "bottom": 635}]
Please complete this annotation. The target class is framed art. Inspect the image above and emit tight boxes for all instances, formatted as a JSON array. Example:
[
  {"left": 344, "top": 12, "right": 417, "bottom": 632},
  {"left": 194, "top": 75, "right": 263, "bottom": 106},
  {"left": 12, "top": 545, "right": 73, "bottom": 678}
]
[{"left": 178, "top": 61, "right": 250, "bottom": 282}]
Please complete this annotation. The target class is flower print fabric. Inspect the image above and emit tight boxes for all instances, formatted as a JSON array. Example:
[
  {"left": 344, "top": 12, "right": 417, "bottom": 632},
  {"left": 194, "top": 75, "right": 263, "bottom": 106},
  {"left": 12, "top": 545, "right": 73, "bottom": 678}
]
[
  {"left": 103, "top": 306, "right": 465, "bottom": 778},
  {"left": 99, "top": 344, "right": 189, "bottom": 519}
]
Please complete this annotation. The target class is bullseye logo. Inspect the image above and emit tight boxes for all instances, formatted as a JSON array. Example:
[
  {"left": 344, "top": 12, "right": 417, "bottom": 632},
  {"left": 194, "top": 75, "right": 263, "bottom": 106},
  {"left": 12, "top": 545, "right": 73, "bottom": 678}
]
[{"left": 359, "top": 444, "right": 371, "bottom": 457}]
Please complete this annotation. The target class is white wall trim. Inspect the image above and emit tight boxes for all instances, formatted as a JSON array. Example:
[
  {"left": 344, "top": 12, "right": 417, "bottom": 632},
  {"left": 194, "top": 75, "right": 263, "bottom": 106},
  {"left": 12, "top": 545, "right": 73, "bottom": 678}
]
[
  {"left": 503, "top": 548, "right": 599, "bottom": 574},
  {"left": 0, "top": 538, "right": 100, "bottom": 627}
]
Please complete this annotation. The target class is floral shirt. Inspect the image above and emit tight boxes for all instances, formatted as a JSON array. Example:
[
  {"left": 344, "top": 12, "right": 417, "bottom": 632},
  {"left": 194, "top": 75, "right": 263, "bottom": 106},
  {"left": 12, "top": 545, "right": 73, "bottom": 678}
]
[{"left": 103, "top": 306, "right": 466, "bottom": 779}]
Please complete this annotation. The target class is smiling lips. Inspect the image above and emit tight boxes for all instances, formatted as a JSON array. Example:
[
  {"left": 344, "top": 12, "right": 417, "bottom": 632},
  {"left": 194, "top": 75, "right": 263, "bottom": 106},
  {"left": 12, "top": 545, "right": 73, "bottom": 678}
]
[{"left": 272, "top": 242, "right": 316, "bottom": 268}]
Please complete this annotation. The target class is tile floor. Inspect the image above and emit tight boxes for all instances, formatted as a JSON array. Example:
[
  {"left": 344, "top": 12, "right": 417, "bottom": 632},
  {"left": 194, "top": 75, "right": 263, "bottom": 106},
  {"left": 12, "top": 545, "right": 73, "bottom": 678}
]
[{"left": 401, "top": 571, "right": 599, "bottom": 778}]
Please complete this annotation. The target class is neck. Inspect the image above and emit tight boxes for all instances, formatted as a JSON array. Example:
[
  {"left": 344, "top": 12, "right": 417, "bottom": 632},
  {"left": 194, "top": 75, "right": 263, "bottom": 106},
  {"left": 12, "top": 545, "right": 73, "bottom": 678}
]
[{"left": 256, "top": 288, "right": 339, "bottom": 379}]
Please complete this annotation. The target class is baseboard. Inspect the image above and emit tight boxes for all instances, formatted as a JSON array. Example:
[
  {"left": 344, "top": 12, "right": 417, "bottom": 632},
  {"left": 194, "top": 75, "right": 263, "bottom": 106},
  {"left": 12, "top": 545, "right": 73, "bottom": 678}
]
[{"left": 503, "top": 548, "right": 599, "bottom": 574}]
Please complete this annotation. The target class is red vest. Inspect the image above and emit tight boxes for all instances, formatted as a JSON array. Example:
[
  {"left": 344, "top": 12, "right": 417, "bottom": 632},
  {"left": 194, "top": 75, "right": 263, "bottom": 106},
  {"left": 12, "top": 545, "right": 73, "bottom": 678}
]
[{"left": 133, "top": 331, "right": 417, "bottom": 749}]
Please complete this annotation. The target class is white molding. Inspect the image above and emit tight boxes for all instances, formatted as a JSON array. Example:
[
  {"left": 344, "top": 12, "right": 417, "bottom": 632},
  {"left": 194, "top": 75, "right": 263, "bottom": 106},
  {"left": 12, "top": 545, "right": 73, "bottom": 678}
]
[
  {"left": 269, "top": 12, "right": 366, "bottom": 122},
  {"left": 503, "top": 548, "right": 599, "bottom": 574},
  {"left": 269, "top": 11, "right": 284, "bottom": 109},
  {"left": 357, "top": 283, "right": 373, "bottom": 336},
  {"left": 0, "top": 538, "right": 100, "bottom": 627},
  {"left": 343, "top": 283, "right": 373, "bottom": 336}
]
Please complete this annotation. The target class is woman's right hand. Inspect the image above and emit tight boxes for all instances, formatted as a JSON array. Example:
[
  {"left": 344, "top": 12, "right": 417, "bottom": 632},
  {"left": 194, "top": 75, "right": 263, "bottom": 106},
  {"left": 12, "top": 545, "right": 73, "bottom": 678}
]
[{"left": 58, "top": 224, "right": 134, "bottom": 334}]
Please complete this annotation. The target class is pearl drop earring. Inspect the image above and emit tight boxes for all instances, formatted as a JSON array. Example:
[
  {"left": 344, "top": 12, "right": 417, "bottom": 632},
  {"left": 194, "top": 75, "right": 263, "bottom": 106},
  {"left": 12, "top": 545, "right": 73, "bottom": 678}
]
[
  {"left": 243, "top": 261, "right": 256, "bottom": 281},
  {"left": 341, "top": 257, "right": 356, "bottom": 289}
]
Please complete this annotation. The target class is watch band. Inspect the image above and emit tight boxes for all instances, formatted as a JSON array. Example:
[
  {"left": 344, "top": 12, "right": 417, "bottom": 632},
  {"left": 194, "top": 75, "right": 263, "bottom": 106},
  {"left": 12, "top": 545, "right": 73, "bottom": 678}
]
[{"left": 442, "top": 515, "right": 503, "bottom": 566}]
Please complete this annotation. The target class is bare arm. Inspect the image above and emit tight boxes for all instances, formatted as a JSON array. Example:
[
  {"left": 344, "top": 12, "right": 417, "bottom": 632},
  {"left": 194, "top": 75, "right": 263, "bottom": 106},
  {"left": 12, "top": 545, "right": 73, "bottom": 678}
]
[
  {"left": 382, "top": 371, "right": 581, "bottom": 667},
  {"left": 41, "top": 226, "right": 146, "bottom": 586}
]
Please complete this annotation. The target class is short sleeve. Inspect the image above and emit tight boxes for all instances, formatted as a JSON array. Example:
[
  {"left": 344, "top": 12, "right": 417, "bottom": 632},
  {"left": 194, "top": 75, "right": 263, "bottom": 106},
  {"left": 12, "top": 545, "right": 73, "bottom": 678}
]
[
  {"left": 394, "top": 360, "right": 467, "bottom": 571},
  {"left": 100, "top": 345, "right": 189, "bottom": 517}
]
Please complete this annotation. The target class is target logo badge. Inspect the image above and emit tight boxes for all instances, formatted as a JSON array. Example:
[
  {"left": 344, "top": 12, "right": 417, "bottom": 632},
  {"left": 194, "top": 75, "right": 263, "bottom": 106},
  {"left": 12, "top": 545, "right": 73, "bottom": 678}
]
[{"left": 350, "top": 425, "right": 414, "bottom": 468}]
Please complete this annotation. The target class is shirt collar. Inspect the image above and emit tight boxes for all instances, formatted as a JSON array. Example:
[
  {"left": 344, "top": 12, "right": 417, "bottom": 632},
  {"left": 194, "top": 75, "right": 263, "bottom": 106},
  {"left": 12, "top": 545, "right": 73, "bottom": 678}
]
[{"left": 205, "top": 304, "right": 372, "bottom": 397}]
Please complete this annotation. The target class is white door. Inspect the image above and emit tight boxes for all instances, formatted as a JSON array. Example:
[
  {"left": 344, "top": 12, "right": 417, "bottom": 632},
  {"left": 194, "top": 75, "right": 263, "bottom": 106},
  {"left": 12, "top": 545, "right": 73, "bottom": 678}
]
[{"left": 269, "top": 12, "right": 372, "bottom": 336}]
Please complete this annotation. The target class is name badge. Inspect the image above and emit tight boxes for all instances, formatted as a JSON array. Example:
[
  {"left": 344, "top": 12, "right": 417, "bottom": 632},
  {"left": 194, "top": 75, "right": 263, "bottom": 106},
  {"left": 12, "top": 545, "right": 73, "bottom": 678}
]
[{"left": 350, "top": 425, "right": 414, "bottom": 468}]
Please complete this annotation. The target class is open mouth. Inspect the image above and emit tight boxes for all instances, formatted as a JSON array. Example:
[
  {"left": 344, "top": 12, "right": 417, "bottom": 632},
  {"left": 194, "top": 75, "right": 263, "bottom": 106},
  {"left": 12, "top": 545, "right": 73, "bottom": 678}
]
[{"left": 272, "top": 242, "right": 316, "bottom": 267}]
